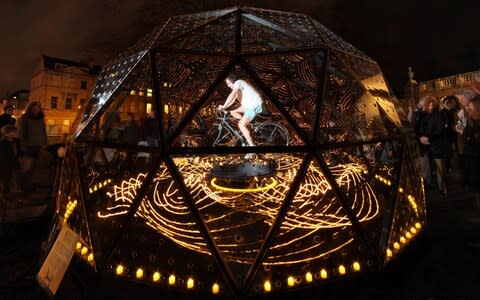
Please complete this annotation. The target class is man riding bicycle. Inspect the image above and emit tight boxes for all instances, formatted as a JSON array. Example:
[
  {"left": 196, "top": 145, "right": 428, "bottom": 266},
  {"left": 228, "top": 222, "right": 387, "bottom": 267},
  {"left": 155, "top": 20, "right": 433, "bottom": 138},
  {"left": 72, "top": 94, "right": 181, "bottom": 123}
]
[{"left": 218, "top": 74, "right": 263, "bottom": 147}]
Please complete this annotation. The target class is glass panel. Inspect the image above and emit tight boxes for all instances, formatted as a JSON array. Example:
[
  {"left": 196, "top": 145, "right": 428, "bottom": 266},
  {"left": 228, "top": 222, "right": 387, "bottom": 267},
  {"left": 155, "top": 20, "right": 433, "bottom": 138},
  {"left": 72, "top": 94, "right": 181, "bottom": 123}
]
[
  {"left": 241, "top": 14, "right": 318, "bottom": 53},
  {"left": 57, "top": 145, "right": 96, "bottom": 268},
  {"left": 75, "top": 144, "right": 161, "bottom": 267},
  {"left": 171, "top": 67, "right": 304, "bottom": 148},
  {"left": 244, "top": 8, "right": 325, "bottom": 43},
  {"left": 386, "top": 152, "right": 425, "bottom": 263},
  {"left": 318, "top": 52, "right": 388, "bottom": 144},
  {"left": 153, "top": 53, "right": 230, "bottom": 140},
  {"left": 75, "top": 51, "right": 147, "bottom": 136},
  {"left": 321, "top": 141, "right": 403, "bottom": 253},
  {"left": 250, "top": 158, "right": 373, "bottom": 295},
  {"left": 245, "top": 50, "right": 326, "bottom": 139},
  {"left": 105, "top": 162, "right": 231, "bottom": 296},
  {"left": 172, "top": 153, "right": 306, "bottom": 287},
  {"left": 154, "top": 8, "right": 236, "bottom": 46},
  {"left": 311, "top": 19, "right": 371, "bottom": 60},
  {"left": 156, "top": 13, "right": 236, "bottom": 54},
  {"left": 78, "top": 56, "right": 160, "bottom": 147}
]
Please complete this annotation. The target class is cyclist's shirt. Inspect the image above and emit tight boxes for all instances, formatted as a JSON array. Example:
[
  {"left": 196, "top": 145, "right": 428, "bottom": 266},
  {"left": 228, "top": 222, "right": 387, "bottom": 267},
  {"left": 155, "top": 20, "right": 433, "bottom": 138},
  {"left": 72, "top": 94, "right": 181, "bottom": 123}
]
[{"left": 234, "top": 80, "right": 263, "bottom": 109}]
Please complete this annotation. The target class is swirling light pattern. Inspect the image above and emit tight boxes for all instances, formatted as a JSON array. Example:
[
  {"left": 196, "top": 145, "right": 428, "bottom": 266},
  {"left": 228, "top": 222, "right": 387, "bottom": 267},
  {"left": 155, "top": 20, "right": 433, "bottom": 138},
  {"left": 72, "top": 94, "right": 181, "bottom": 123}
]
[{"left": 98, "top": 154, "right": 381, "bottom": 265}]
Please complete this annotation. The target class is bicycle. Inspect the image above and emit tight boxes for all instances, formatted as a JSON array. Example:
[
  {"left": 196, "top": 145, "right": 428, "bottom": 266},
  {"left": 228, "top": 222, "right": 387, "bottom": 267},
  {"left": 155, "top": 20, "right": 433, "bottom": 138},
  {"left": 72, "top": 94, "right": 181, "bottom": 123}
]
[{"left": 212, "top": 109, "right": 289, "bottom": 147}]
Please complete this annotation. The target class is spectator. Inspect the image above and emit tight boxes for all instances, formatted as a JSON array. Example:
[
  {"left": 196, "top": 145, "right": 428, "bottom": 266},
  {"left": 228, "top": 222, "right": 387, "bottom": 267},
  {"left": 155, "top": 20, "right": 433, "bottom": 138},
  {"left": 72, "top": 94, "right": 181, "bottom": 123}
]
[
  {"left": 412, "top": 97, "right": 431, "bottom": 188},
  {"left": 418, "top": 96, "right": 450, "bottom": 195},
  {"left": 0, "top": 105, "right": 16, "bottom": 137},
  {"left": 455, "top": 89, "right": 476, "bottom": 187},
  {"left": 143, "top": 111, "right": 158, "bottom": 146},
  {"left": 462, "top": 96, "right": 480, "bottom": 204},
  {"left": 0, "top": 125, "right": 21, "bottom": 196},
  {"left": 121, "top": 113, "right": 139, "bottom": 144},
  {"left": 441, "top": 96, "right": 459, "bottom": 173},
  {"left": 18, "top": 101, "right": 48, "bottom": 192}
]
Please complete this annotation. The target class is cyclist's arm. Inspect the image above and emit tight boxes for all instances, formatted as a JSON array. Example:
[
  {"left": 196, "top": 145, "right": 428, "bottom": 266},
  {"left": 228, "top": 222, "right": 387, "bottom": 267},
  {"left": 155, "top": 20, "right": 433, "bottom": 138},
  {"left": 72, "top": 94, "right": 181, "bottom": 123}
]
[{"left": 220, "top": 88, "right": 239, "bottom": 109}]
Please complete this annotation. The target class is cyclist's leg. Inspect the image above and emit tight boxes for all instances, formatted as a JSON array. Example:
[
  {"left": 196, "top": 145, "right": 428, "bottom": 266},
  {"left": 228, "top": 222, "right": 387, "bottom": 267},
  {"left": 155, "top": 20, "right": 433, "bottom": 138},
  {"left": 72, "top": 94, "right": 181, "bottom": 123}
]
[
  {"left": 230, "top": 106, "right": 244, "bottom": 120},
  {"left": 239, "top": 113, "right": 255, "bottom": 146}
]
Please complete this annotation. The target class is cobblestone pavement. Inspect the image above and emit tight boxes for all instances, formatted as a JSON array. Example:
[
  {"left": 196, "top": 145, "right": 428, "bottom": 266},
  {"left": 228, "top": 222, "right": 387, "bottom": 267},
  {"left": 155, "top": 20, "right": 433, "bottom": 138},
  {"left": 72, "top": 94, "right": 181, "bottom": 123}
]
[{"left": 1, "top": 159, "right": 479, "bottom": 299}]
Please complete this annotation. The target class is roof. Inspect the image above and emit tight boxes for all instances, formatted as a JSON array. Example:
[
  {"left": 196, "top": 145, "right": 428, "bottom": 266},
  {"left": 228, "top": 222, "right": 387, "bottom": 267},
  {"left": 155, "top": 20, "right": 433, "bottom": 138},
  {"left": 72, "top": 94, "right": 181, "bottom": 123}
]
[{"left": 42, "top": 55, "right": 102, "bottom": 75}]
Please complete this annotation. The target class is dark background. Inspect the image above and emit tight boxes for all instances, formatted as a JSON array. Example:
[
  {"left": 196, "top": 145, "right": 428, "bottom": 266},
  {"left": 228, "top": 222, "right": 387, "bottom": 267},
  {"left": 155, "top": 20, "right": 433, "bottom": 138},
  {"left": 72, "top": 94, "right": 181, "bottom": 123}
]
[{"left": 1, "top": 0, "right": 479, "bottom": 97}]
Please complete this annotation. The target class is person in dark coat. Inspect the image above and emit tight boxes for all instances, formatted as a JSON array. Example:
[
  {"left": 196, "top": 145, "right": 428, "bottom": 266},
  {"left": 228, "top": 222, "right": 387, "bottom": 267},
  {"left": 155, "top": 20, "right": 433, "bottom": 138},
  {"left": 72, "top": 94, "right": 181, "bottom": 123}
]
[
  {"left": 0, "top": 125, "right": 21, "bottom": 195},
  {"left": 0, "top": 105, "right": 16, "bottom": 137},
  {"left": 418, "top": 96, "right": 450, "bottom": 195},
  {"left": 120, "top": 113, "right": 139, "bottom": 145},
  {"left": 463, "top": 97, "right": 480, "bottom": 199}
]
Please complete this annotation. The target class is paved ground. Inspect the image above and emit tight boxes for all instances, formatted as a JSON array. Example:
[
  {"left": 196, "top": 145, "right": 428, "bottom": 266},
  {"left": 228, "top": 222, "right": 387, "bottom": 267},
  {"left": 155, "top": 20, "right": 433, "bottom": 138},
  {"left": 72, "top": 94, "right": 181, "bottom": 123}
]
[{"left": 1, "top": 156, "right": 479, "bottom": 299}]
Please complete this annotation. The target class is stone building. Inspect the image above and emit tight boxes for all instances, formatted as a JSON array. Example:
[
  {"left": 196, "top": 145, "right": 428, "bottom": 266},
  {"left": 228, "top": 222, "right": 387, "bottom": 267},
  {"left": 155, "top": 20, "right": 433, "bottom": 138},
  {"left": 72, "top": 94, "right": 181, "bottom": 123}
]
[
  {"left": 28, "top": 55, "right": 101, "bottom": 137},
  {"left": 402, "top": 67, "right": 480, "bottom": 108}
]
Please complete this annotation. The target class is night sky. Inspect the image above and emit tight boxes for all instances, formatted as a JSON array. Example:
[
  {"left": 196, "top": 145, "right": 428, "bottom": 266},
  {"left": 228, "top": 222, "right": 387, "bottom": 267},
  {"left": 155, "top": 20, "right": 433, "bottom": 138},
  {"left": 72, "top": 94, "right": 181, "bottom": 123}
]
[{"left": 1, "top": 0, "right": 479, "bottom": 97}]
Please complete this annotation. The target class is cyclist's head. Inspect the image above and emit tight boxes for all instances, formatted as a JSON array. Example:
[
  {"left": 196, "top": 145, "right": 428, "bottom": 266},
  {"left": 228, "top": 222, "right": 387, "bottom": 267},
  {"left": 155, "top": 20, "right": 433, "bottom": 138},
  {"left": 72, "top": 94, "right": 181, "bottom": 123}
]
[{"left": 226, "top": 73, "right": 238, "bottom": 85}]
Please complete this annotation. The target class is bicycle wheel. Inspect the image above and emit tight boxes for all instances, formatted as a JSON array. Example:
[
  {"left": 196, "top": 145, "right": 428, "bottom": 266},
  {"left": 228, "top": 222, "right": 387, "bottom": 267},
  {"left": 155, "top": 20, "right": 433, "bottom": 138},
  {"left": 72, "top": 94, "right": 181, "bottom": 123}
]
[
  {"left": 212, "top": 127, "right": 239, "bottom": 147},
  {"left": 256, "top": 122, "right": 289, "bottom": 146}
]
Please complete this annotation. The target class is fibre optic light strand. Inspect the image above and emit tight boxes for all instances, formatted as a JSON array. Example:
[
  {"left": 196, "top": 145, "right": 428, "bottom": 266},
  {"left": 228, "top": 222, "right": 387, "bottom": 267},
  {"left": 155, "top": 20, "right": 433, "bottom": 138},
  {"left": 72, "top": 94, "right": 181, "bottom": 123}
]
[{"left": 98, "top": 155, "right": 380, "bottom": 265}]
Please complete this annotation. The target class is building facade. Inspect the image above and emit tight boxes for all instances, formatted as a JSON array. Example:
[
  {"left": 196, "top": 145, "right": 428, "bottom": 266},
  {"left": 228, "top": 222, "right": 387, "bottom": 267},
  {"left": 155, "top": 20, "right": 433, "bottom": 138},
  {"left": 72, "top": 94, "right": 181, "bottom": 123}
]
[
  {"left": 402, "top": 67, "right": 480, "bottom": 107},
  {"left": 29, "top": 55, "right": 101, "bottom": 137}
]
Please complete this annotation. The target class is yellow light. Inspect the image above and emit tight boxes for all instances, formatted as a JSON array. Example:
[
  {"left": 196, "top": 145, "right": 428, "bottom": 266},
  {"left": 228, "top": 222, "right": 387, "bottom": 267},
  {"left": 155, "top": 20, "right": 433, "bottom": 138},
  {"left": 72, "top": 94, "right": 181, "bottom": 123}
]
[
  {"left": 415, "top": 222, "right": 422, "bottom": 229},
  {"left": 352, "top": 262, "right": 361, "bottom": 272},
  {"left": 116, "top": 265, "right": 124, "bottom": 275},
  {"left": 87, "top": 253, "right": 94, "bottom": 262},
  {"left": 98, "top": 182, "right": 103, "bottom": 188},
  {"left": 410, "top": 227, "right": 417, "bottom": 234},
  {"left": 400, "top": 236, "right": 406, "bottom": 244},
  {"left": 338, "top": 265, "right": 346, "bottom": 275},
  {"left": 406, "top": 232, "right": 412, "bottom": 239},
  {"left": 320, "top": 269, "right": 328, "bottom": 279},
  {"left": 136, "top": 268, "right": 144, "bottom": 279},
  {"left": 264, "top": 280, "right": 272, "bottom": 292},
  {"left": 386, "top": 249, "right": 393, "bottom": 257},
  {"left": 108, "top": 179, "right": 111, "bottom": 183},
  {"left": 168, "top": 274, "right": 175, "bottom": 285},
  {"left": 89, "top": 188, "right": 93, "bottom": 194},
  {"left": 76, "top": 242, "right": 82, "bottom": 250},
  {"left": 81, "top": 247, "right": 88, "bottom": 255},
  {"left": 398, "top": 187, "right": 404, "bottom": 193},
  {"left": 212, "top": 283, "right": 220, "bottom": 294},
  {"left": 305, "top": 272, "right": 313, "bottom": 282},
  {"left": 130, "top": 89, "right": 136, "bottom": 95},
  {"left": 287, "top": 276, "right": 294, "bottom": 287},
  {"left": 153, "top": 272, "right": 160, "bottom": 282},
  {"left": 147, "top": 89, "right": 153, "bottom": 93},
  {"left": 210, "top": 177, "right": 277, "bottom": 193},
  {"left": 393, "top": 242, "right": 400, "bottom": 250},
  {"left": 164, "top": 104, "right": 169, "bottom": 114},
  {"left": 187, "top": 278, "right": 194, "bottom": 289},
  {"left": 78, "top": 105, "right": 81, "bottom": 109}
]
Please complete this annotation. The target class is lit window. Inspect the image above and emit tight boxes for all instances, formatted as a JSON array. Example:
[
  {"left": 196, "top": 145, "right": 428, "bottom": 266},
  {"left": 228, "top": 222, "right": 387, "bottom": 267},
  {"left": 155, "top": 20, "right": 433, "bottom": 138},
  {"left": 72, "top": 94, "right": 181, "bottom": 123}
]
[
  {"left": 63, "top": 119, "right": 71, "bottom": 126},
  {"left": 130, "top": 90, "right": 136, "bottom": 95},
  {"left": 47, "top": 119, "right": 55, "bottom": 125},
  {"left": 139, "top": 90, "right": 144, "bottom": 96},
  {"left": 146, "top": 103, "right": 152, "bottom": 113}
]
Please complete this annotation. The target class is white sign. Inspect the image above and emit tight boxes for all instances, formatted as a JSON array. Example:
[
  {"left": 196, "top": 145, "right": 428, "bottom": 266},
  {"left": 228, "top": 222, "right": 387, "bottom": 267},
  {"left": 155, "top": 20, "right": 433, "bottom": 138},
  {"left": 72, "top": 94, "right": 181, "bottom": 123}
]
[{"left": 37, "top": 225, "right": 79, "bottom": 296}]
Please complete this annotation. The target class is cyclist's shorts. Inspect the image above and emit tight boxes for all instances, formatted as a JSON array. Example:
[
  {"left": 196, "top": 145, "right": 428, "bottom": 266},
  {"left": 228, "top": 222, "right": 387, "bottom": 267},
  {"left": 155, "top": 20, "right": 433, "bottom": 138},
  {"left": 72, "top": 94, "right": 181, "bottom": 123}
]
[{"left": 244, "top": 104, "right": 263, "bottom": 120}]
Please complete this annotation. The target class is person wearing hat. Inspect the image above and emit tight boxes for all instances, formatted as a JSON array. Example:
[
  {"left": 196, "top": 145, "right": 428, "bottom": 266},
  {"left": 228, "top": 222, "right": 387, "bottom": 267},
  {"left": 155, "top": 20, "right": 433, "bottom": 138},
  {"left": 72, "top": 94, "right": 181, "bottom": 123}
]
[{"left": 0, "top": 104, "right": 16, "bottom": 130}]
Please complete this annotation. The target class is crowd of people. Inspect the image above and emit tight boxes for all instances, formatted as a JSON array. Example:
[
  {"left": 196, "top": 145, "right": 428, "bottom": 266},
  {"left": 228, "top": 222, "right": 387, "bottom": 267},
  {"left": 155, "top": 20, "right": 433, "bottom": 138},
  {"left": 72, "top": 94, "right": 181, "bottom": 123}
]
[
  {"left": 0, "top": 102, "right": 48, "bottom": 201},
  {"left": 410, "top": 81, "right": 480, "bottom": 205}
]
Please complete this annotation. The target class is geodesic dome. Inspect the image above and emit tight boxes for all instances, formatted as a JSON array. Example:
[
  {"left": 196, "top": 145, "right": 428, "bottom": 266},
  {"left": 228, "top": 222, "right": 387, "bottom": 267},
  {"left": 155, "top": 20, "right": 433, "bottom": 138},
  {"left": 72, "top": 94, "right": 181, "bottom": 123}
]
[{"left": 56, "top": 7, "right": 426, "bottom": 297}]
